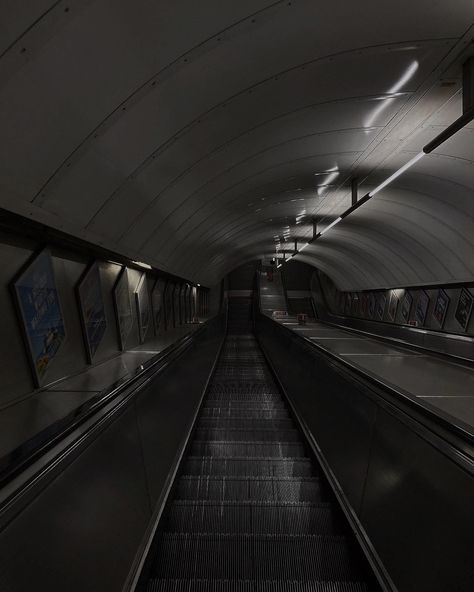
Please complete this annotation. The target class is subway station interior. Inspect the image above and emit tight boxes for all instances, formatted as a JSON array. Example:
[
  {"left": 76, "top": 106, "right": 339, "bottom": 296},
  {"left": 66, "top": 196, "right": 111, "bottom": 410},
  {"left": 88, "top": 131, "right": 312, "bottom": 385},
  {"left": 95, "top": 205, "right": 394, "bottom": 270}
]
[{"left": 0, "top": 2, "right": 473, "bottom": 591}]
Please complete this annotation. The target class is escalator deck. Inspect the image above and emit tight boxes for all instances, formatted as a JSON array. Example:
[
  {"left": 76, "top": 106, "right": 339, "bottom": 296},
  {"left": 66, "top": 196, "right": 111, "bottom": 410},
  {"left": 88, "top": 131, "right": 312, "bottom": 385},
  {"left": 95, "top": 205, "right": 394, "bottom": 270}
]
[{"left": 146, "top": 315, "right": 375, "bottom": 591}]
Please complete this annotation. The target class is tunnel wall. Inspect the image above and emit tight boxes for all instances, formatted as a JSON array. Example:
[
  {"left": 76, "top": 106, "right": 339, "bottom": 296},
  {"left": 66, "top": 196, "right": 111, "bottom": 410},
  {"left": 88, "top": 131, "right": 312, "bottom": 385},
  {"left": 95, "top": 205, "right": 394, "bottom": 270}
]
[{"left": 0, "top": 229, "right": 214, "bottom": 416}]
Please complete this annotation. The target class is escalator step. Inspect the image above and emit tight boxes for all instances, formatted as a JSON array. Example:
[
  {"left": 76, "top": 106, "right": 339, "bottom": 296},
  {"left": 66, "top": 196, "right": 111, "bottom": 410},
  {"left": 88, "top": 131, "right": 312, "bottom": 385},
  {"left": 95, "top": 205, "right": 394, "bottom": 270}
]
[
  {"left": 193, "top": 429, "right": 300, "bottom": 442},
  {"left": 202, "top": 401, "right": 286, "bottom": 410},
  {"left": 163, "top": 502, "right": 341, "bottom": 534},
  {"left": 208, "top": 384, "right": 280, "bottom": 395},
  {"left": 191, "top": 441, "right": 306, "bottom": 458},
  {"left": 182, "top": 457, "right": 315, "bottom": 478},
  {"left": 176, "top": 477, "right": 324, "bottom": 502},
  {"left": 201, "top": 409, "right": 289, "bottom": 419},
  {"left": 147, "top": 579, "right": 369, "bottom": 592},
  {"left": 152, "top": 534, "right": 361, "bottom": 581},
  {"left": 197, "top": 419, "right": 294, "bottom": 430},
  {"left": 205, "top": 393, "right": 282, "bottom": 402}
]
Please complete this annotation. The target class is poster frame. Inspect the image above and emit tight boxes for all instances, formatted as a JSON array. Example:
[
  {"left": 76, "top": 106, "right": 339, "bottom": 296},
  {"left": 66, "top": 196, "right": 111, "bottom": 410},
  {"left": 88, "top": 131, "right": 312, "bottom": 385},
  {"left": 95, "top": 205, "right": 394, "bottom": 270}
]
[
  {"left": 400, "top": 291, "right": 413, "bottom": 323},
  {"left": 76, "top": 260, "right": 107, "bottom": 363},
  {"left": 135, "top": 273, "right": 151, "bottom": 344},
  {"left": 432, "top": 289, "right": 450, "bottom": 329},
  {"left": 376, "top": 293, "right": 387, "bottom": 321},
  {"left": 113, "top": 267, "right": 133, "bottom": 351},
  {"left": 368, "top": 293, "right": 376, "bottom": 318},
  {"left": 11, "top": 247, "right": 66, "bottom": 387},
  {"left": 387, "top": 291, "right": 399, "bottom": 322},
  {"left": 415, "top": 290, "right": 430, "bottom": 326},
  {"left": 454, "top": 288, "right": 474, "bottom": 332}
]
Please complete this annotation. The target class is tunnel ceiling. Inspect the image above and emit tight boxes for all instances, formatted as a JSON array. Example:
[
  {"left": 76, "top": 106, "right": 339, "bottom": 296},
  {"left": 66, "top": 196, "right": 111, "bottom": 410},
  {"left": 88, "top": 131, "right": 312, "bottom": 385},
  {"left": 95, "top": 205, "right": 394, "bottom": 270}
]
[{"left": 0, "top": 1, "right": 473, "bottom": 288}]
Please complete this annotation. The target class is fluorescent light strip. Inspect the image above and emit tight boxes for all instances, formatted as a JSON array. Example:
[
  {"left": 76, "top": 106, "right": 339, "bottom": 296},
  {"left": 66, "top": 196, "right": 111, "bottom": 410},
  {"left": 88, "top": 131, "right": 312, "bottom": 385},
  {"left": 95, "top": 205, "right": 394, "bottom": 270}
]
[
  {"left": 132, "top": 260, "right": 153, "bottom": 270},
  {"left": 368, "top": 152, "right": 424, "bottom": 197},
  {"left": 319, "top": 217, "right": 342, "bottom": 235},
  {"left": 298, "top": 242, "right": 310, "bottom": 252}
]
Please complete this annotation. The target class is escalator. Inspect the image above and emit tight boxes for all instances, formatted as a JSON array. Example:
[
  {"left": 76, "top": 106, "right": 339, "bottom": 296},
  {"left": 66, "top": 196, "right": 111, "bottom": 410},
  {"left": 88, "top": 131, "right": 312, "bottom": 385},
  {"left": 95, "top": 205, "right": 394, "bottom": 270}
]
[{"left": 140, "top": 297, "right": 379, "bottom": 591}]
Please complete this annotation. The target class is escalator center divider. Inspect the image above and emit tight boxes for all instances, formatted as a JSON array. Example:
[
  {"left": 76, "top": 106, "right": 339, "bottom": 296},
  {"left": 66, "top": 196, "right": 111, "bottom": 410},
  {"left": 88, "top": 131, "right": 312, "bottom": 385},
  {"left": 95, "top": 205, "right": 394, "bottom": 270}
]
[{"left": 143, "top": 297, "right": 376, "bottom": 591}]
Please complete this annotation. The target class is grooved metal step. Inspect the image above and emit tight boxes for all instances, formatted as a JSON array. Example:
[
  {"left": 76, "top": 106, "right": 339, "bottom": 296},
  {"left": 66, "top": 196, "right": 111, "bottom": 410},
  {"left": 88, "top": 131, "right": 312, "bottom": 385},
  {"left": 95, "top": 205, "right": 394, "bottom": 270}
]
[
  {"left": 191, "top": 441, "right": 306, "bottom": 458},
  {"left": 201, "top": 409, "right": 289, "bottom": 419},
  {"left": 176, "top": 477, "right": 324, "bottom": 503},
  {"left": 208, "top": 384, "right": 280, "bottom": 395},
  {"left": 197, "top": 419, "right": 294, "bottom": 430},
  {"left": 205, "top": 393, "right": 282, "bottom": 402},
  {"left": 163, "top": 502, "right": 341, "bottom": 535},
  {"left": 147, "top": 581, "right": 369, "bottom": 592},
  {"left": 193, "top": 429, "right": 300, "bottom": 442},
  {"left": 182, "top": 457, "right": 316, "bottom": 478},
  {"left": 152, "top": 534, "right": 361, "bottom": 581}
]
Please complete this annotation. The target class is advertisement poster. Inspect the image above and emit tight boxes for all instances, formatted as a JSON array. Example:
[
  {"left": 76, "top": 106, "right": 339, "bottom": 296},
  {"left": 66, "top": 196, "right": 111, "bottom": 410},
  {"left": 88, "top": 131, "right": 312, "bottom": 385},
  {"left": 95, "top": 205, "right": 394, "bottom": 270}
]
[
  {"left": 433, "top": 289, "right": 450, "bottom": 328},
  {"left": 345, "top": 292, "right": 352, "bottom": 315},
  {"left": 135, "top": 273, "right": 151, "bottom": 344},
  {"left": 454, "top": 288, "right": 473, "bottom": 331},
  {"left": 388, "top": 291, "right": 399, "bottom": 322},
  {"left": 401, "top": 291, "right": 413, "bottom": 323},
  {"left": 151, "top": 279, "right": 164, "bottom": 335},
  {"left": 351, "top": 293, "right": 360, "bottom": 316},
  {"left": 415, "top": 291, "right": 430, "bottom": 326},
  {"left": 368, "top": 293, "right": 376, "bottom": 318},
  {"left": 13, "top": 249, "right": 66, "bottom": 386},
  {"left": 77, "top": 262, "right": 107, "bottom": 362},
  {"left": 376, "top": 293, "right": 386, "bottom": 320},
  {"left": 113, "top": 267, "right": 133, "bottom": 350}
]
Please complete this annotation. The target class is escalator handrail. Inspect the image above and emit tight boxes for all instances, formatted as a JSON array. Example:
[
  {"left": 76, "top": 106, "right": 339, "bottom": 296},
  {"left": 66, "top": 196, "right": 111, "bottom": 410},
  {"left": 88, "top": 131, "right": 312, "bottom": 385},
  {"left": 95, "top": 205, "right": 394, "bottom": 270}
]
[
  {"left": 257, "top": 311, "right": 474, "bottom": 469},
  {"left": 0, "top": 318, "right": 217, "bottom": 498}
]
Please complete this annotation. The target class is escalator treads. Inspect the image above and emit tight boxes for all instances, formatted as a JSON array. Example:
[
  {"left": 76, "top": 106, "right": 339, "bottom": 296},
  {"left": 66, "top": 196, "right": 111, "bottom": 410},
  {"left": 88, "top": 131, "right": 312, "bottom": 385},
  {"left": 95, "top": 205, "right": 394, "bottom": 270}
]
[
  {"left": 163, "top": 501, "right": 342, "bottom": 534},
  {"left": 151, "top": 533, "right": 362, "bottom": 581},
  {"left": 147, "top": 580, "right": 369, "bottom": 592},
  {"left": 182, "top": 457, "right": 316, "bottom": 477},
  {"left": 141, "top": 306, "right": 375, "bottom": 591}
]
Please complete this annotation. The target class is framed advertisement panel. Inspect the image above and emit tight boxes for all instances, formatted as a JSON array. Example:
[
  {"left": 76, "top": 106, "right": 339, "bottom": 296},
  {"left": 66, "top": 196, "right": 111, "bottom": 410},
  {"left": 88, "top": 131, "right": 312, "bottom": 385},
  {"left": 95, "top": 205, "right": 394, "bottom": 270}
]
[
  {"left": 135, "top": 273, "right": 151, "bottom": 344},
  {"left": 368, "top": 293, "right": 376, "bottom": 318},
  {"left": 151, "top": 279, "right": 164, "bottom": 335},
  {"left": 387, "top": 291, "right": 399, "bottom": 322},
  {"left": 76, "top": 261, "right": 107, "bottom": 363},
  {"left": 113, "top": 267, "right": 133, "bottom": 351},
  {"left": 454, "top": 288, "right": 473, "bottom": 332},
  {"left": 12, "top": 248, "right": 66, "bottom": 387},
  {"left": 415, "top": 291, "right": 430, "bottom": 326},
  {"left": 376, "top": 293, "right": 386, "bottom": 320},
  {"left": 433, "top": 289, "right": 450, "bottom": 328},
  {"left": 400, "top": 291, "right": 413, "bottom": 323}
]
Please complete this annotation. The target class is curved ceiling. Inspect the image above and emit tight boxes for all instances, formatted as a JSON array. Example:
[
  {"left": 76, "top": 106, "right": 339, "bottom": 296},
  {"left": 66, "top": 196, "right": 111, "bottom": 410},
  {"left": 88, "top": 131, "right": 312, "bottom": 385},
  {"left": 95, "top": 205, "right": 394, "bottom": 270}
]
[{"left": 0, "top": 1, "right": 473, "bottom": 287}]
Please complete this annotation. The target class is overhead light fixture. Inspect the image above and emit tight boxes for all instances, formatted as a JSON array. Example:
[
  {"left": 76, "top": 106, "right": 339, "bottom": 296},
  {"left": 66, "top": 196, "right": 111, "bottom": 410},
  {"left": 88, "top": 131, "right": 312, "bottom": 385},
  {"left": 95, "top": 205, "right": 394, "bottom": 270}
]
[
  {"left": 319, "top": 217, "right": 342, "bottom": 235},
  {"left": 298, "top": 242, "right": 310, "bottom": 252},
  {"left": 365, "top": 61, "right": 419, "bottom": 128},
  {"left": 132, "top": 260, "right": 152, "bottom": 270},
  {"left": 368, "top": 152, "right": 424, "bottom": 197},
  {"left": 277, "top": 263, "right": 282, "bottom": 269}
]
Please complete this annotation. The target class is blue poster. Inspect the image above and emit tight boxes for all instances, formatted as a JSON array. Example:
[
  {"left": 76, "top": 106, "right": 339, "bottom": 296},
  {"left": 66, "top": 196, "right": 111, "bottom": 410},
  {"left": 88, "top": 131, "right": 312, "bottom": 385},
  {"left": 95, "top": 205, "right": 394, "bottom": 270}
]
[
  {"left": 77, "top": 262, "right": 107, "bottom": 362},
  {"left": 13, "top": 249, "right": 66, "bottom": 386}
]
